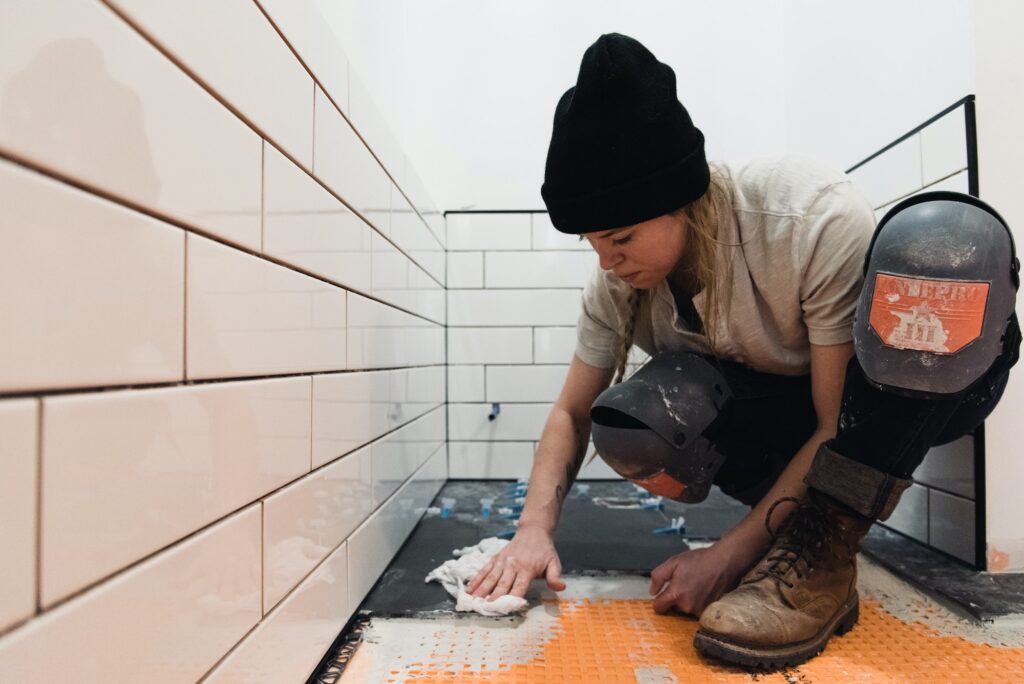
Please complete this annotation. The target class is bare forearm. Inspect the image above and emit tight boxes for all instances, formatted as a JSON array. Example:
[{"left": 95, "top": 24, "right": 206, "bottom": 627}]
[
  {"left": 517, "top": 408, "right": 591, "bottom": 534},
  {"left": 717, "top": 430, "right": 832, "bottom": 570}
]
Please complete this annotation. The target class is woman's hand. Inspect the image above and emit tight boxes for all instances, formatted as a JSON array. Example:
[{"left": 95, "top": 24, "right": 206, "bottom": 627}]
[
  {"left": 649, "top": 541, "right": 749, "bottom": 616},
  {"left": 466, "top": 524, "right": 566, "bottom": 599}
]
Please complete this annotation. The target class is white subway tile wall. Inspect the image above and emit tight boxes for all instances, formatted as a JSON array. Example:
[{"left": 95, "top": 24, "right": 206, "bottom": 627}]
[
  {"left": 486, "top": 250, "right": 597, "bottom": 289},
  {"left": 447, "top": 213, "right": 533, "bottom": 251},
  {"left": 103, "top": 0, "right": 316, "bottom": 170},
  {"left": 448, "top": 365, "right": 486, "bottom": 402},
  {"left": 847, "top": 101, "right": 977, "bottom": 564},
  {"left": 445, "top": 210, "right": 609, "bottom": 480},
  {"left": 0, "top": 401, "right": 38, "bottom": 633},
  {"left": 263, "top": 142, "right": 374, "bottom": 294},
  {"left": 0, "top": 1, "right": 446, "bottom": 677},
  {"left": 40, "top": 377, "right": 312, "bottom": 607},
  {"left": 448, "top": 289, "right": 581, "bottom": 326},
  {"left": 929, "top": 489, "right": 976, "bottom": 564},
  {"left": 0, "top": 0, "right": 263, "bottom": 252},
  {"left": 447, "top": 251, "right": 485, "bottom": 288},
  {"left": 0, "top": 159, "right": 185, "bottom": 393},
  {"left": 448, "top": 327, "right": 535, "bottom": 364},
  {"left": 531, "top": 213, "right": 592, "bottom": 251}
]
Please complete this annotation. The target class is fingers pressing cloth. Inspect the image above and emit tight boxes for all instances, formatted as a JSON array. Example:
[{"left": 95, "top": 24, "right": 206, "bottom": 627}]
[{"left": 425, "top": 537, "right": 530, "bottom": 616}]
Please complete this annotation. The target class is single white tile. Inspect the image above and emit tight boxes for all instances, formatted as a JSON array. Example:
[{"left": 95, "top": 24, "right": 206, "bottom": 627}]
[
  {"left": 263, "top": 143, "right": 373, "bottom": 293},
  {"left": 389, "top": 185, "right": 445, "bottom": 284},
  {"left": 486, "top": 251, "right": 597, "bottom": 289},
  {"left": 0, "top": 160, "right": 184, "bottom": 393},
  {"left": 534, "top": 327, "right": 577, "bottom": 364},
  {"left": 348, "top": 69, "right": 404, "bottom": 185},
  {"left": 448, "top": 327, "right": 534, "bottom": 365},
  {"left": 313, "top": 88, "right": 391, "bottom": 237},
  {"left": 929, "top": 489, "right": 976, "bottom": 564},
  {"left": 447, "top": 214, "right": 532, "bottom": 251},
  {"left": 447, "top": 442, "right": 534, "bottom": 479},
  {"left": 206, "top": 541, "right": 351, "bottom": 684},
  {"left": 0, "top": 506, "right": 261, "bottom": 683},
  {"left": 262, "top": 448, "right": 370, "bottom": 613},
  {"left": 915, "top": 435, "right": 975, "bottom": 499},
  {"left": 105, "top": 0, "right": 314, "bottom": 169},
  {"left": 448, "top": 366, "right": 485, "bottom": 403},
  {"left": 0, "top": 0, "right": 262, "bottom": 250},
  {"left": 41, "top": 378, "right": 310, "bottom": 606},
  {"left": 532, "top": 213, "right": 591, "bottom": 250},
  {"left": 311, "top": 368, "right": 442, "bottom": 469},
  {"left": 187, "top": 233, "right": 347, "bottom": 379},
  {"left": 486, "top": 365, "right": 568, "bottom": 403},
  {"left": 371, "top": 232, "right": 445, "bottom": 324},
  {"left": 883, "top": 483, "right": 929, "bottom": 543},
  {"left": 0, "top": 400, "right": 37, "bottom": 632},
  {"left": 255, "top": 0, "right": 349, "bottom": 115},
  {"left": 921, "top": 110, "right": 968, "bottom": 187},
  {"left": 448, "top": 289, "right": 581, "bottom": 326},
  {"left": 348, "top": 446, "right": 445, "bottom": 610},
  {"left": 372, "top": 408, "right": 446, "bottom": 506},
  {"left": 447, "top": 252, "right": 484, "bottom": 289},
  {"left": 346, "top": 294, "right": 444, "bottom": 369},
  {"left": 448, "top": 403, "right": 551, "bottom": 441}
]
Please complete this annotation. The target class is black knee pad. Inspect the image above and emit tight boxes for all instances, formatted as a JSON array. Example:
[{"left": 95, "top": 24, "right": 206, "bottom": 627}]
[
  {"left": 854, "top": 191, "right": 1019, "bottom": 397},
  {"left": 590, "top": 351, "right": 731, "bottom": 503}
]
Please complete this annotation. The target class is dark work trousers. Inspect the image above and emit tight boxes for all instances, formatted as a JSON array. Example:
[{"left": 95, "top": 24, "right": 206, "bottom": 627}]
[{"left": 706, "top": 313, "right": 1021, "bottom": 520}]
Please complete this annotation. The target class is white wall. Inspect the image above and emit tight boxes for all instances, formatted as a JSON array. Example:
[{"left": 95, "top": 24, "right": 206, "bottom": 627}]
[
  {"left": 322, "top": 0, "right": 790, "bottom": 210},
  {"left": 781, "top": 0, "right": 975, "bottom": 170},
  {"left": 321, "top": 0, "right": 975, "bottom": 210},
  {"left": 445, "top": 212, "right": 647, "bottom": 480},
  {"left": 976, "top": 0, "right": 1024, "bottom": 573},
  {"left": 0, "top": 0, "right": 446, "bottom": 680}
]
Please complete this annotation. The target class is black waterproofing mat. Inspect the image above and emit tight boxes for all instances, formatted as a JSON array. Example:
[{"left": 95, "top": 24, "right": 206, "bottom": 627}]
[{"left": 358, "top": 480, "right": 749, "bottom": 617}]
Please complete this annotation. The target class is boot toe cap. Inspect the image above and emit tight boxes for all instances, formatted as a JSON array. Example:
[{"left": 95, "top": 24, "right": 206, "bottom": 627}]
[{"left": 698, "top": 598, "right": 790, "bottom": 647}]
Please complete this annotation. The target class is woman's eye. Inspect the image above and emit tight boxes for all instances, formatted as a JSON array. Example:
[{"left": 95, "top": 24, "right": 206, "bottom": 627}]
[{"left": 612, "top": 235, "right": 632, "bottom": 246}]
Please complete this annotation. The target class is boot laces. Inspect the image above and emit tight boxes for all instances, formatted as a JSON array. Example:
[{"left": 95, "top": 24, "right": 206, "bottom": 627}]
[{"left": 749, "top": 496, "right": 840, "bottom": 589}]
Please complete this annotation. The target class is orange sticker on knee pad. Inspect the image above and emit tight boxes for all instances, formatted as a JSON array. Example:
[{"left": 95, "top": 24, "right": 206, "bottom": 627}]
[{"left": 869, "top": 273, "right": 989, "bottom": 354}]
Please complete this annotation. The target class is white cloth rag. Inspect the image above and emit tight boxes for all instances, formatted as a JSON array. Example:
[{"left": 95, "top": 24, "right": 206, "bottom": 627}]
[{"left": 425, "top": 537, "right": 529, "bottom": 616}]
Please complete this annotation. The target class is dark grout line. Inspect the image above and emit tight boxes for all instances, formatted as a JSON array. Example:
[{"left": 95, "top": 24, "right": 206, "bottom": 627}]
[{"left": 0, "top": 364, "right": 446, "bottom": 402}]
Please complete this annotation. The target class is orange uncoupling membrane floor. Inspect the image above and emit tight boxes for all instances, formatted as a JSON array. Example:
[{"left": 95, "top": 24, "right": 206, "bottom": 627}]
[{"left": 343, "top": 593, "right": 1024, "bottom": 683}]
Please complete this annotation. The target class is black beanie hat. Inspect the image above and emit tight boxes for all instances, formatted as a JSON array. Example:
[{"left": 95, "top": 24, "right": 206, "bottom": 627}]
[{"left": 540, "top": 33, "right": 710, "bottom": 234}]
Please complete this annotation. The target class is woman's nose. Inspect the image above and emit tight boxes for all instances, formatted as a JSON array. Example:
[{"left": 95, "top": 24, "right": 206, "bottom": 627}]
[{"left": 597, "top": 247, "right": 622, "bottom": 271}]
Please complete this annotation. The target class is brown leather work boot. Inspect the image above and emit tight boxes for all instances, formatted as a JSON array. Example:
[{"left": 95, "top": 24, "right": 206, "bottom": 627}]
[{"left": 693, "top": 489, "right": 873, "bottom": 669}]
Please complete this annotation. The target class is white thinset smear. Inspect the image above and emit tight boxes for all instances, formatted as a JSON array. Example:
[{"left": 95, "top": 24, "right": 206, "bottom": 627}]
[
  {"left": 341, "top": 576, "right": 654, "bottom": 682},
  {"left": 633, "top": 666, "right": 679, "bottom": 684},
  {"left": 857, "top": 556, "right": 1024, "bottom": 647}
]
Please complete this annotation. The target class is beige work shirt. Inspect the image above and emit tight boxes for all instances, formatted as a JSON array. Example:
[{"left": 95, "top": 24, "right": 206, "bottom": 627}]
[{"left": 575, "top": 155, "right": 877, "bottom": 376}]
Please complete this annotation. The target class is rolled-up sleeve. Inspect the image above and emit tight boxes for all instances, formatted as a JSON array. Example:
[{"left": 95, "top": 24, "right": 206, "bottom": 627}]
[{"left": 798, "top": 181, "right": 876, "bottom": 346}]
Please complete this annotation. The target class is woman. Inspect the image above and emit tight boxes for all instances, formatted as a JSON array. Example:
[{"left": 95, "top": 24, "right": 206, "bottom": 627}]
[{"left": 467, "top": 33, "right": 1020, "bottom": 669}]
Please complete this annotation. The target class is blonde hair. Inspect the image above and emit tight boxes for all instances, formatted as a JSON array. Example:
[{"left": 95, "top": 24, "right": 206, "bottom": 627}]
[{"left": 612, "top": 169, "right": 733, "bottom": 385}]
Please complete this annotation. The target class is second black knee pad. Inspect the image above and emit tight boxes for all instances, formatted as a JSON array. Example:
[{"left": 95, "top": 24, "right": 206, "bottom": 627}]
[{"left": 590, "top": 351, "right": 732, "bottom": 503}]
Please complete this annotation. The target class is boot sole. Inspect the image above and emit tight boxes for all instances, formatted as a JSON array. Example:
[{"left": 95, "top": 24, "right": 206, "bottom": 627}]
[{"left": 693, "top": 591, "right": 860, "bottom": 671}]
